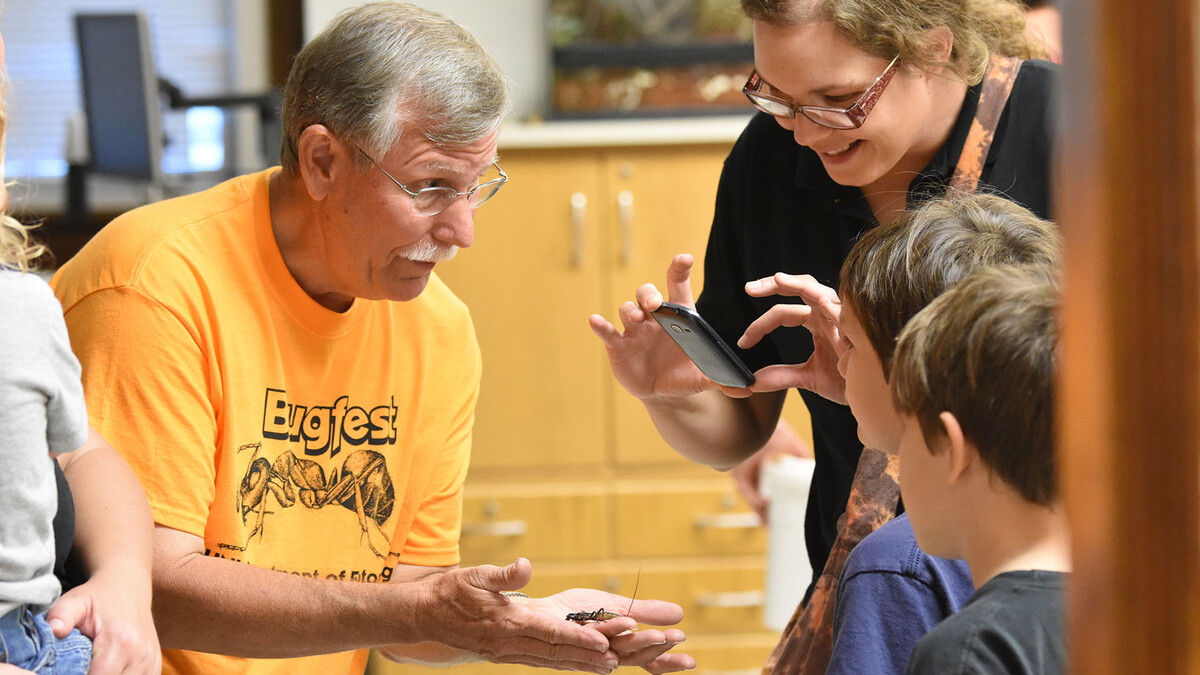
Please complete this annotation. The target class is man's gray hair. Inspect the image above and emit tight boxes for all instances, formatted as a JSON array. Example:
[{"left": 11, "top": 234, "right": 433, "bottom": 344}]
[{"left": 279, "top": 1, "right": 510, "bottom": 171}]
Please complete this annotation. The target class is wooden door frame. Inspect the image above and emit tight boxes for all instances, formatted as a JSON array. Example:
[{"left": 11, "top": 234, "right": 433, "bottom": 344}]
[
  {"left": 267, "top": 0, "right": 305, "bottom": 86},
  {"left": 1059, "top": 0, "right": 1200, "bottom": 672}
]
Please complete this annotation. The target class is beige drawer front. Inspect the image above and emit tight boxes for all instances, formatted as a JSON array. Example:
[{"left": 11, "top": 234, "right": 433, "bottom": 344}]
[
  {"left": 459, "top": 486, "right": 610, "bottom": 566},
  {"left": 612, "top": 481, "right": 766, "bottom": 557},
  {"left": 634, "top": 563, "right": 772, "bottom": 636},
  {"left": 677, "top": 634, "right": 779, "bottom": 675}
]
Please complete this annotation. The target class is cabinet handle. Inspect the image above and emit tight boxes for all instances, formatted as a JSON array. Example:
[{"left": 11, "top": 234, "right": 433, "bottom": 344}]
[
  {"left": 693, "top": 512, "right": 761, "bottom": 530},
  {"left": 617, "top": 190, "right": 634, "bottom": 265},
  {"left": 695, "top": 590, "right": 765, "bottom": 608},
  {"left": 461, "top": 520, "right": 529, "bottom": 537},
  {"left": 570, "top": 192, "right": 587, "bottom": 267}
]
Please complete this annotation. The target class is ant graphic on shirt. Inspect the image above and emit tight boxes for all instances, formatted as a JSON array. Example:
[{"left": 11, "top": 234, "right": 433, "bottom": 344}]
[{"left": 235, "top": 442, "right": 395, "bottom": 558}]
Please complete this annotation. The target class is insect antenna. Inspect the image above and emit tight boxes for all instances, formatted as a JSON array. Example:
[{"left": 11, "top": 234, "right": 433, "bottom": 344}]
[{"left": 624, "top": 568, "right": 641, "bottom": 617}]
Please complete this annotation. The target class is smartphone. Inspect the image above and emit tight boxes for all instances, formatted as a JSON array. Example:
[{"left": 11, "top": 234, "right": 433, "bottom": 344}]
[{"left": 651, "top": 302, "right": 755, "bottom": 388}]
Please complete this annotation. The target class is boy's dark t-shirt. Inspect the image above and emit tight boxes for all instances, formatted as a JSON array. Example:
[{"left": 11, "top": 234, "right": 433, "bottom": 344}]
[{"left": 905, "top": 569, "right": 1067, "bottom": 675}]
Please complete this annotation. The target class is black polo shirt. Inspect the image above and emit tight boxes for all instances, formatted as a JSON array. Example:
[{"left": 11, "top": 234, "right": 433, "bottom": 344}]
[{"left": 696, "top": 60, "right": 1058, "bottom": 587}]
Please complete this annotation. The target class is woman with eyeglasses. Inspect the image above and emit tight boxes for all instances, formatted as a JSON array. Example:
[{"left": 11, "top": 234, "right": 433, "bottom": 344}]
[{"left": 590, "top": 0, "right": 1056, "bottom": 672}]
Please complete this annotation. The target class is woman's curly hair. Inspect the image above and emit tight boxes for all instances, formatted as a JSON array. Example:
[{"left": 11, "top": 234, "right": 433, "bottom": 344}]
[{"left": 741, "top": 0, "right": 1047, "bottom": 85}]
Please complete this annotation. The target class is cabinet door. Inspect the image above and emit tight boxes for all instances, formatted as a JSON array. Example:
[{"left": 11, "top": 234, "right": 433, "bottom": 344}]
[
  {"left": 602, "top": 144, "right": 728, "bottom": 468},
  {"left": 436, "top": 150, "right": 609, "bottom": 471},
  {"left": 604, "top": 145, "right": 815, "bottom": 468}
]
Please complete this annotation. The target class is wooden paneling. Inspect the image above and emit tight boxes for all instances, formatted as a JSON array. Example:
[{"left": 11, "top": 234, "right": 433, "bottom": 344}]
[
  {"left": 267, "top": 0, "right": 304, "bottom": 85},
  {"left": 1058, "top": 0, "right": 1200, "bottom": 672}
]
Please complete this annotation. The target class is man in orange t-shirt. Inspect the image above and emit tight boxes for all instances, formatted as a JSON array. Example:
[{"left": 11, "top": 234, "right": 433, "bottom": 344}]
[{"left": 51, "top": 4, "right": 694, "bottom": 675}]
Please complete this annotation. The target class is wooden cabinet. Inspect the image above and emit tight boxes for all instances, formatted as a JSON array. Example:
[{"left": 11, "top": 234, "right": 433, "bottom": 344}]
[
  {"left": 367, "top": 139, "right": 812, "bottom": 675},
  {"left": 611, "top": 480, "right": 766, "bottom": 558},
  {"left": 430, "top": 150, "right": 610, "bottom": 472},
  {"left": 435, "top": 143, "right": 758, "bottom": 473},
  {"left": 459, "top": 484, "right": 611, "bottom": 562}
]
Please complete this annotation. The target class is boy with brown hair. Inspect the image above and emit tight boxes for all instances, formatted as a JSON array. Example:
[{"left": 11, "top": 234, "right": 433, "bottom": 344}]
[
  {"left": 733, "top": 192, "right": 1061, "bottom": 674},
  {"left": 893, "top": 264, "right": 1068, "bottom": 674}
]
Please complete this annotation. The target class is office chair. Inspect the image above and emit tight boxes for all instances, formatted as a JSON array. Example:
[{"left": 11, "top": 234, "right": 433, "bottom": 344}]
[{"left": 69, "top": 12, "right": 280, "bottom": 227}]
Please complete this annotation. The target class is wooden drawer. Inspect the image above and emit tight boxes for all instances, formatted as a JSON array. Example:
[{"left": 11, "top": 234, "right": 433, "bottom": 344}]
[
  {"left": 612, "top": 480, "right": 766, "bottom": 557},
  {"left": 674, "top": 634, "right": 779, "bottom": 675},
  {"left": 632, "top": 562, "right": 772, "bottom": 636},
  {"left": 459, "top": 484, "right": 610, "bottom": 566}
]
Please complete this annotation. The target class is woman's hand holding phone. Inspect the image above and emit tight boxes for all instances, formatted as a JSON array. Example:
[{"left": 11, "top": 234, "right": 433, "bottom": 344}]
[
  {"left": 650, "top": 302, "right": 755, "bottom": 388},
  {"left": 590, "top": 255, "right": 795, "bottom": 470},
  {"left": 587, "top": 254, "right": 720, "bottom": 400}
]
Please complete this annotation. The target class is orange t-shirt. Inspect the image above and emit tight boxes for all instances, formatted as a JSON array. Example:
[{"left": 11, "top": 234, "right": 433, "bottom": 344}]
[{"left": 52, "top": 169, "right": 480, "bottom": 675}]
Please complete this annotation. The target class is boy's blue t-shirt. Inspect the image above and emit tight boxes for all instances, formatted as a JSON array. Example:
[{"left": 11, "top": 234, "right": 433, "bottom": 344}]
[{"left": 828, "top": 513, "right": 975, "bottom": 675}]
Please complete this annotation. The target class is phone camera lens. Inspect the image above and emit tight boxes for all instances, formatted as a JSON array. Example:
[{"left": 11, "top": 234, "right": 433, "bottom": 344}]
[{"left": 670, "top": 324, "right": 684, "bottom": 334}]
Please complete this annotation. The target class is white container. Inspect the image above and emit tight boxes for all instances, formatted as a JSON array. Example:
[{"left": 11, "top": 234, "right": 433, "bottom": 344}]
[{"left": 759, "top": 454, "right": 816, "bottom": 631}]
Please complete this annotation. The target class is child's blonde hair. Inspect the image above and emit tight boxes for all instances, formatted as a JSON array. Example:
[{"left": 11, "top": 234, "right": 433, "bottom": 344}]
[{"left": 0, "top": 95, "right": 46, "bottom": 271}]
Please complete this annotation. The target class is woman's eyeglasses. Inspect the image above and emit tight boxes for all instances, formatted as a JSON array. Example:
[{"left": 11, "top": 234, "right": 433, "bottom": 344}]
[{"left": 742, "top": 55, "right": 901, "bottom": 130}]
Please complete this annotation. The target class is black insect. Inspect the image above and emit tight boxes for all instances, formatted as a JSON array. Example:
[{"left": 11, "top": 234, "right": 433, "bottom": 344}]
[
  {"left": 566, "top": 570, "right": 640, "bottom": 624},
  {"left": 565, "top": 608, "right": 623, "bottom": 623}
]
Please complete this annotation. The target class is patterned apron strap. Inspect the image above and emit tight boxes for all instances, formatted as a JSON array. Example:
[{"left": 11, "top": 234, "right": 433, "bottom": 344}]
[
  {"left": 949, "top": 54, "right": 1024, "bottom": 193},
  {"left": 762, "top": 449, "right": 901, "bottom": 675}
]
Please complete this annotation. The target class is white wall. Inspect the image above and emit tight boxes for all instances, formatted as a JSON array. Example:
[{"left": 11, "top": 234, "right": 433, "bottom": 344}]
[{"left": 302, "top": 0, "right": 549, "bottom": 120}]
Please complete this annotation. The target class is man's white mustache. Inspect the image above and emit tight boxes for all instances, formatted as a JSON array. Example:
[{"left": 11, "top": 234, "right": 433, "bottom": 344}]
[{"left": 401, "top": 241, "right": 458, "bottom": 263}]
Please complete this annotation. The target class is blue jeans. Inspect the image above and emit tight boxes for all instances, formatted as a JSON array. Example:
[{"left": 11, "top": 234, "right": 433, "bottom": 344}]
[{"left": 0, "top": 606, "right": 92, "bottom": 674}]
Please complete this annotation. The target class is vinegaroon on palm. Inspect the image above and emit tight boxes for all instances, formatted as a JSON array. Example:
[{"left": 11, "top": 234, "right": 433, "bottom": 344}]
[{"left": 565, "top": 569, "right": 640, "bottom": 624}]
